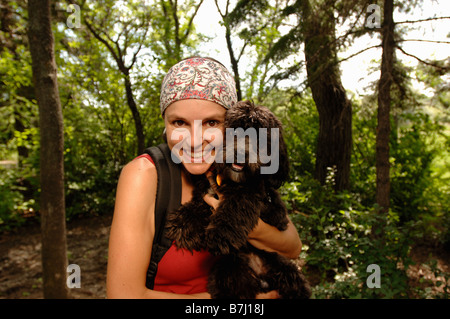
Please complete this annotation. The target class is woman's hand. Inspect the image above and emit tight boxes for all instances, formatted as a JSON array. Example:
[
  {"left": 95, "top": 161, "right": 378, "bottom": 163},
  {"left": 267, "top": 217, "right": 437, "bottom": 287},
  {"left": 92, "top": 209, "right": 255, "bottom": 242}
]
[
  {"left": 202, "top": 171, "right": 222, "bottom": 211},
  {"left": 256, "top": 291, "right": 280, "bottom": 299}
]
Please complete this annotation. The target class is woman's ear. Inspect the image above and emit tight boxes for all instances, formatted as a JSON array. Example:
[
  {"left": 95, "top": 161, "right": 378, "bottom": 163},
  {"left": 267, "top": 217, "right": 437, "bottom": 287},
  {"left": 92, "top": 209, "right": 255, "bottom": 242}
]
[{"left": 163, "top": 128, "right": 167, "bottom": 142}]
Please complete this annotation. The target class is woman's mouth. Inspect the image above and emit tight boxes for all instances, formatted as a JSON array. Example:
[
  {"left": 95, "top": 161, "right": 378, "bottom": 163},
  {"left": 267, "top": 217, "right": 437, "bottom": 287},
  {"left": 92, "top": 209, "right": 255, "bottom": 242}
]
[{"left": 181, "top": 148, "right": 215, "bottom": 163}]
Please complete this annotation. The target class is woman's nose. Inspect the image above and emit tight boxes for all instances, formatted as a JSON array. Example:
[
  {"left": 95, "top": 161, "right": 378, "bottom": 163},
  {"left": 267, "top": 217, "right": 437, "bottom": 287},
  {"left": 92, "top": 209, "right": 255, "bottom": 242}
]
[{"left": 190, "top": 120, "right": 204, "bottom": 149}]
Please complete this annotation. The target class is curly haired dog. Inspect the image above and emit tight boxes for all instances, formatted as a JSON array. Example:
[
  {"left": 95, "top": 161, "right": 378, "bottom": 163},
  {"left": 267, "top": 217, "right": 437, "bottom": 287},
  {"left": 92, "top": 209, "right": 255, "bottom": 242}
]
[{"left": 166, "top": 100, "right": 311, "bottom": 299}]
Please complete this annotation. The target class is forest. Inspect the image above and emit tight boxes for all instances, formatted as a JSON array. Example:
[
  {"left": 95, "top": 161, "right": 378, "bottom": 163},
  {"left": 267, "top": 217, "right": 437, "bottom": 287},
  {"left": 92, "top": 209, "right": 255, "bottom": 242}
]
[{"left": 0, "top": 0, "right": 449, "bottom": 299}]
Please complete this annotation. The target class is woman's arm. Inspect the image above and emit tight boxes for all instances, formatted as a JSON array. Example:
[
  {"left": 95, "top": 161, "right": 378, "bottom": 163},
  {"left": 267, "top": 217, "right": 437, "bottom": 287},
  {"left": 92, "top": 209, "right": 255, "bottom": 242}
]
[
  {"left": 247, "top": 217, "right": 302, "bottom": 259},
  {"left": 106, "top": 157, "right": 210, "bottom": 299}
]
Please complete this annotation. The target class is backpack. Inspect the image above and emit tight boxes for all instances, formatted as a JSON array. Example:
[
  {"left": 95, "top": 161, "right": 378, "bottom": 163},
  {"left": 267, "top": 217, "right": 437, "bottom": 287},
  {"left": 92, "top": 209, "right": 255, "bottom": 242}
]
[{"left": 143, "top": 143, "right": 182, "bottom": 289}]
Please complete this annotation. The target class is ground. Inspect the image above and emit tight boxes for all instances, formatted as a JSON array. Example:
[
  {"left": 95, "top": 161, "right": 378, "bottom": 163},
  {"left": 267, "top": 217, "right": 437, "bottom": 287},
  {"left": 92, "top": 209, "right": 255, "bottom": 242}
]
[
  {"left": 0, "top": 215, "right": 112, "bottom": 299},
  {"left": 0, "top": 214, "right": 448, "bottom": 299}
]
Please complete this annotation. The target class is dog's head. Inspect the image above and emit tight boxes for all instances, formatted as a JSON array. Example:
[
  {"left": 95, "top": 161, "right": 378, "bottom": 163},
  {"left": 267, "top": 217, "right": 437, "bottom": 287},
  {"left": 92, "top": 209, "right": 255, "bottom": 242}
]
[{"left": 215, "top": 100, "right": 289, "bottom": 189}]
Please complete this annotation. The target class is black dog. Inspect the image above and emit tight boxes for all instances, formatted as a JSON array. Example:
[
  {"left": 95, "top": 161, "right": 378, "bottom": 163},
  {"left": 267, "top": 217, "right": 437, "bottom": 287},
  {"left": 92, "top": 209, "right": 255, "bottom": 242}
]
[{"left": 166, "top": 100, "right": 311, "bottom": 299}]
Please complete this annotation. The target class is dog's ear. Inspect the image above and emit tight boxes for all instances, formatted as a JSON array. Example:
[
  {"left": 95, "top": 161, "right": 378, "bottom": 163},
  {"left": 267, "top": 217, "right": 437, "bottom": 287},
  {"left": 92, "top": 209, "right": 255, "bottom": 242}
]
[{"left": 265, "top": 125, "right": 290, "bottom": 189}]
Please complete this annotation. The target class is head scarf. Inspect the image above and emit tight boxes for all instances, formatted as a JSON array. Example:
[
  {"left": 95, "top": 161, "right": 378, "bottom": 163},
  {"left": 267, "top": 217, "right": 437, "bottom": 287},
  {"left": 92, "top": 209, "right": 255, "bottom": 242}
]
[{"left": 160, "top": 57, "right": 237, "bottom": 115}]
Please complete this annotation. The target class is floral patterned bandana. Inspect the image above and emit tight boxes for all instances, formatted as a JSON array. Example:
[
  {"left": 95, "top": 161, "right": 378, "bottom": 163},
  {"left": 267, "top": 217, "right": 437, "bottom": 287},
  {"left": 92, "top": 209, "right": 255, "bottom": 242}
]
[{"left": 160, "top": 57, "right": 238, "bottom": 115}]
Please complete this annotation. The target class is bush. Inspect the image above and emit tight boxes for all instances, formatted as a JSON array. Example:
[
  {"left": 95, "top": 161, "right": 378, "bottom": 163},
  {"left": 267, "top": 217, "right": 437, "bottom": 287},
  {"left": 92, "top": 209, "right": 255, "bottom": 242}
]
[
  {"left": 282, "top": 175, "right": 420, "bottom": 298},
  {"left": 0, "top": 168, "right": 37, "bottom": 231}
]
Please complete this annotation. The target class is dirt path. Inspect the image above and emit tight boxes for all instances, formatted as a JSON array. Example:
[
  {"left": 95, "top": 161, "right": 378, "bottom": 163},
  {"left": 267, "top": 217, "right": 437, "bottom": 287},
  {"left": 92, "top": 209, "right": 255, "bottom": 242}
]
[{"left": 0, "top": 215, "right": 112, "bottom": 299}]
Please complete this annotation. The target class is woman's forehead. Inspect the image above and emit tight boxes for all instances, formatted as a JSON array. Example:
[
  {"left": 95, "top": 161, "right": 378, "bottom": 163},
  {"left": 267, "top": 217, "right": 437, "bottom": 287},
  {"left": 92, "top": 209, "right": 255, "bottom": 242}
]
[{"left": 164, "top": 99, "right": 227, "bottom": 120}]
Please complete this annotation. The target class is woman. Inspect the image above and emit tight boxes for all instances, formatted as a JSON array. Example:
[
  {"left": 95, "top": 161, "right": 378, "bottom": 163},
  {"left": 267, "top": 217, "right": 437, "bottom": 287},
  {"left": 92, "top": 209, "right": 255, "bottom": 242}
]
[{"left": 106, "top": 57, "right": 302, "bottom": 298}]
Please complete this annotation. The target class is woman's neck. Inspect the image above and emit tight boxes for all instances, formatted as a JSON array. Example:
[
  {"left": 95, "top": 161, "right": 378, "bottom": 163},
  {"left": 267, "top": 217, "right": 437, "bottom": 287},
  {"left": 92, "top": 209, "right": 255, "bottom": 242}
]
[{"left": 180, "top": 169, "right": 195, "bottom": 204}]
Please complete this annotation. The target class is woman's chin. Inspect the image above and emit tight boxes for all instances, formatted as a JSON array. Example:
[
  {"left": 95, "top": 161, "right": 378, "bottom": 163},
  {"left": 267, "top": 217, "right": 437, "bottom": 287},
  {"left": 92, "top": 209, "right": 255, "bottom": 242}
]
[{"left": 182, "top": 161, "right": 212, "bottom": 175}]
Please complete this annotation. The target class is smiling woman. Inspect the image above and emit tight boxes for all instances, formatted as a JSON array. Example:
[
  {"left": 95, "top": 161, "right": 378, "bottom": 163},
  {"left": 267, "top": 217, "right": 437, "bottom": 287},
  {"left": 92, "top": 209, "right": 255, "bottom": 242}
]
[
  {"left": 107, "top": 56, "right": 239, "bottom": 298},
  {"left": 106, "top": 56, "right": 302, "bottom": 299},
  {"left": 164, "top": 99, "right": 226, "bottom": 173}
]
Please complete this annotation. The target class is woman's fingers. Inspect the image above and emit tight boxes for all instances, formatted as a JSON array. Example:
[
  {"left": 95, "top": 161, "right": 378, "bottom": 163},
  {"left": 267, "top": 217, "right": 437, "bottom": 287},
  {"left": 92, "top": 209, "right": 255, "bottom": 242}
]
[
  {"left": 206, "top": 171, "right": 219, "bottom": 193},
  {"left": 203, "top": 193, "right": 220, "bottom": 211},
  {"left": 204, "top": 171, "right": 222, "bottom": 212}
]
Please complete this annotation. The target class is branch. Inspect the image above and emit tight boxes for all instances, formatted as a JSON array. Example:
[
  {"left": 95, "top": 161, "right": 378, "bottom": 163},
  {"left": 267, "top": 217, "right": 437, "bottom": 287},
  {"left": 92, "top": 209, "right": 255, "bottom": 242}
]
[
  {"left": 338, "top": 44, "right": 381, "bottom": 64},
  {"left": 396, "top": 16, "right": 450, "bottom": 24},
  {"left": 398, "top": 39, "right": 450, "bottom": 45},
  {"left": 84, "top": 19, "right": 129, "bottom": 74},
  {"left": 169, "top": 0, "right": 180, "bottom": 49},
  {"left": 84, "top": 19, "right": 119, "bottom": 64},
  {"left": 130, "top": 17, "right": 152, "bottom": 69},
  {"left": 214, "top": 0, "right": 225, "bottom": 18},
  {"left": 130, "top": 31, "right": 147, "bottom": 70},
  {"left": 183, "top": 0, "right": 205, "bottom": 41},
  {"left": 396, "top": 45, "right": 450, "bottom": 72}
]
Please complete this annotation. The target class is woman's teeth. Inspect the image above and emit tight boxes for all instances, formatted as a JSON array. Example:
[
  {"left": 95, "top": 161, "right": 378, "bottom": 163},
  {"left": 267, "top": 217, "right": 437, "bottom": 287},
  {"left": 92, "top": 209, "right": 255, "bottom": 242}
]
[
  {"left": 184, "top": 149, "right": 204, "bottom": 159},
  {"left": 181, "top": 149, "right": 210, "bottom": 163}
]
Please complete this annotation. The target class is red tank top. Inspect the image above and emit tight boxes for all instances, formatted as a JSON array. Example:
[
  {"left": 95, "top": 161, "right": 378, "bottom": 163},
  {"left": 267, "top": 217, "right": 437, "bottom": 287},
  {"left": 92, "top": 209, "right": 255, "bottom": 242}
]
[{"left": 135, "top": 153, "right": 217, "bottom": 294}]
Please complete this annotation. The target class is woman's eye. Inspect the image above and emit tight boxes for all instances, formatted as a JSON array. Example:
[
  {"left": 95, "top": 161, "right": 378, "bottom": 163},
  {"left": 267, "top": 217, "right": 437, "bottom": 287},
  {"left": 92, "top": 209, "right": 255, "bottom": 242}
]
[
  {"left": 173, "top": 120, "right": 185, "bottom": 127},
  {"left": 206, "top": 120, "right": 219, "bottom": 127}
]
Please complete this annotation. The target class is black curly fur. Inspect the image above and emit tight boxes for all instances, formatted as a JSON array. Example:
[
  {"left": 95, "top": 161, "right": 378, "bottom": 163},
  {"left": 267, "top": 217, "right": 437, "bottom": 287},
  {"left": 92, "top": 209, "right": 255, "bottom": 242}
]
[{"left": 165, "top": 100, "right": 311, "bottom": 299}]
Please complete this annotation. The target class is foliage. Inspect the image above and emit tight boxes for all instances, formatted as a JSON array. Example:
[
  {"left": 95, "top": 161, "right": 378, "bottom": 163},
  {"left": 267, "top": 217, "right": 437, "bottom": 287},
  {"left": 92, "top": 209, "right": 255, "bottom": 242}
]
[
  {"left": 266, "top": 89, "right": 318, "bottom": 178},
  {"left": 0, "top": 168, "right": 26, "bottom": 229},
  {"left": 391, "top": 112, "right": 449, "bottom": 223},
  {"left": 0, "top": 0, "right": 448, "bottom": 298},
  {"left": 279, "top": 96, "right": 450, "bottom": 298},
  {"left": 283, "top": 175, "right": 420, "bottom": 298}
]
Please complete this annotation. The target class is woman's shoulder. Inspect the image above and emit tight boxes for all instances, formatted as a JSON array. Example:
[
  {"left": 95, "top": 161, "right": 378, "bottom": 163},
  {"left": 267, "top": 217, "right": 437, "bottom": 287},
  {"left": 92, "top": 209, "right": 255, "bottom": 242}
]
[
  {"left": 118, "top": 156, "right": 157, "bottom": 191},
  {"left": 124, "top": 155, "right": 156, "bottom": 173},
  {"left": 113, "top": 156, "right": 158, "bottom": 229}
]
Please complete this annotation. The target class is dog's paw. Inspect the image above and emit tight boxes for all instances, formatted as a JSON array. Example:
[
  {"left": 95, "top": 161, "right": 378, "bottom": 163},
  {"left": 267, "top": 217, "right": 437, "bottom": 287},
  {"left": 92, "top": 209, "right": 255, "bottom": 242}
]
[
  {"left": 165, "top": 211, "right": 190, "bottom": 246},
  {"left": 165, "top": 204, "right": 209, "bottom": 251},
  {"left": 205, "top": 223, "right": 247, "bottom": 255}
]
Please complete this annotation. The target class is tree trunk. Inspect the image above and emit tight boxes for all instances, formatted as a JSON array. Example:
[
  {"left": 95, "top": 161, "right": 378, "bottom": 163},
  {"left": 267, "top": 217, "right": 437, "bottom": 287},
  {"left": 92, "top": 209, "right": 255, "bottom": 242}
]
[
  {"left": 224, "top": 25, "right": 242, "bottom": 101},
  {"left": 124, "top": 75, "right": 145, "bottom": 155},
  {"left": 27, "top": 0, "right": 69, "bottom": 299},
  {"left": 376, "top": 0, "right": 395, "bottom": 214},
  {"left": 302, "top": 1, "right": 352, "bottom": 191}
]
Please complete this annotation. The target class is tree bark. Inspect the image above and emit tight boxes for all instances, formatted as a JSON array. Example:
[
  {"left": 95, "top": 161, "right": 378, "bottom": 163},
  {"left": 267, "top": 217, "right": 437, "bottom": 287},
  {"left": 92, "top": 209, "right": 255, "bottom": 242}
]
[
  {"left": 376, "top": 0, "right": 395, "bottom": 214},
  {"left": 214, "top": 0, "right": 242, "bottom": 101},
  {"left": 302, "top": 1, "right": 352, "bottom": 191},
  {"left": 124, "top": 75, "right": 145, "bottom": 154},
  {"left": 224, "top": 24, "right": 242, "bottom": 101},
  {"left": 27, "top": 0, "right": 69, "bottom": 299}
]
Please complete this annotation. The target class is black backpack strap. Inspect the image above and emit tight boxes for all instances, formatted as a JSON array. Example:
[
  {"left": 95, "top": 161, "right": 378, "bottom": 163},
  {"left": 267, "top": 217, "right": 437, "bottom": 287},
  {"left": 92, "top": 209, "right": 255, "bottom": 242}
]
[{"left": 143, "top": 143, "right": 181, "bottom": 289}]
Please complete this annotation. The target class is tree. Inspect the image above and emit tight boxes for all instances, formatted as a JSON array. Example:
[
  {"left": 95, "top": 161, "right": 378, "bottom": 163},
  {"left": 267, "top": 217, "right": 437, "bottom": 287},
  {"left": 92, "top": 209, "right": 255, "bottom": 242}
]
[
  {"left": 374, "top": 1, "right": 450, "bottom": 215},
  {"left": 375, "top": 0, "right": 395, "bottom": 214},
  {"left": 0, "top": 0, "right": 36, "bottom": 168},
  {"left": 300, "top": 0, "right": 352, "bottom": 191},
  {"left": 73, "top": 0, "right": 204, "bottom": 155},
  {"left": 214, "top": 0, "right": 243, "bottom": 101},
  {"left": 78, "top": 0, "right": 153, "bottom": 155},
  {"left": 27, "top": 0, "right": 69, "bottom": 298},
  {"left": 266, "top": 0, "right": 357, "bottom": 191},
  {"left": 214, "top": 0, "right": 287, "bottom": 102},
  {"left": 157, "top": 0, "right": 205, "bottom": 69}
]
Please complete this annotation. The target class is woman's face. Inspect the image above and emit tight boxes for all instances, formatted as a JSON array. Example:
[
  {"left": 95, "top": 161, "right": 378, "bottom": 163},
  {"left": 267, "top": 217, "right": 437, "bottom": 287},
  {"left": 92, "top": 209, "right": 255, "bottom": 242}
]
[{"left": 164, "top": 99, "right": 226, "bottom": 175}]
